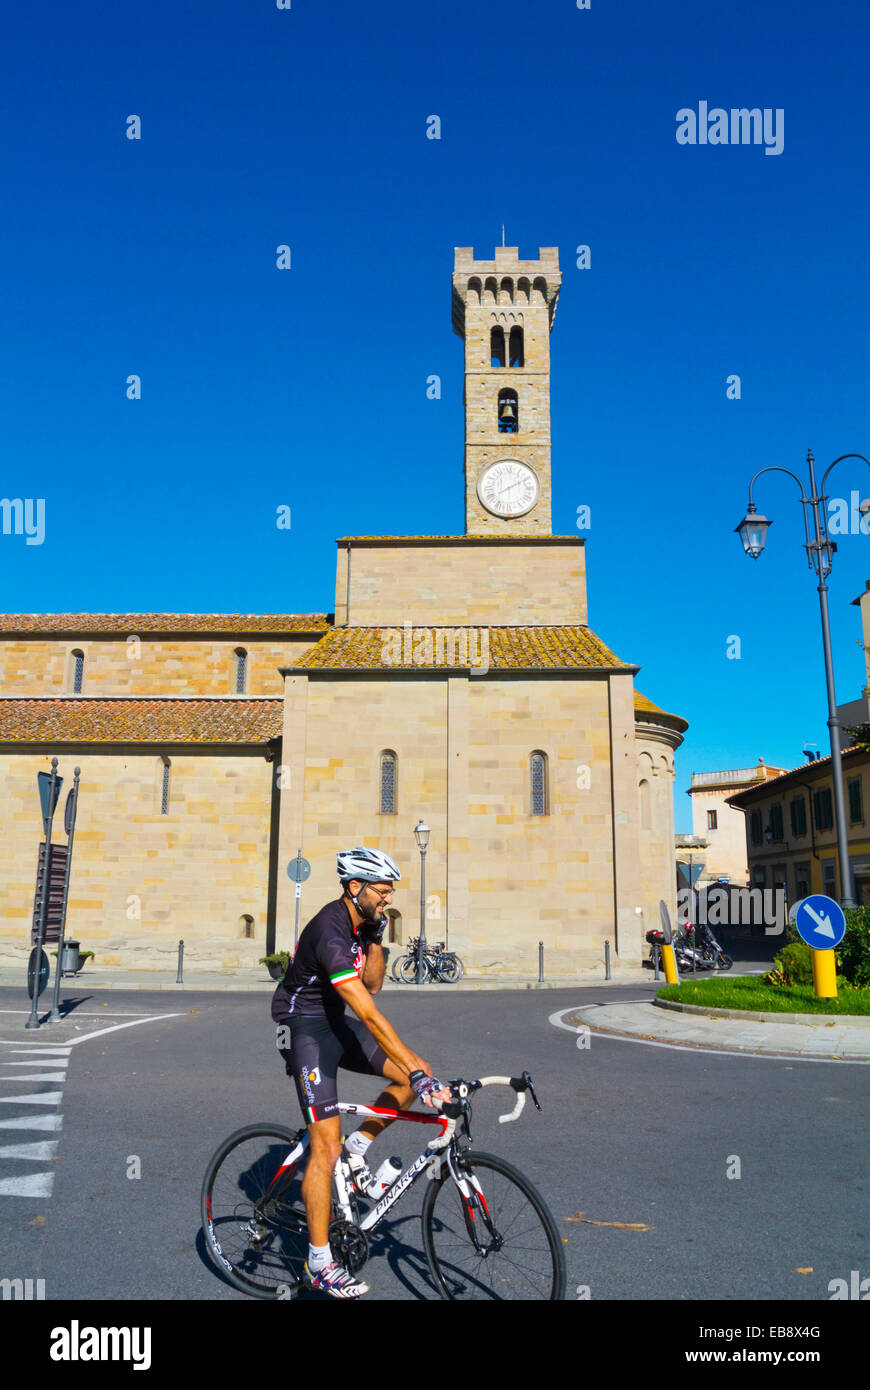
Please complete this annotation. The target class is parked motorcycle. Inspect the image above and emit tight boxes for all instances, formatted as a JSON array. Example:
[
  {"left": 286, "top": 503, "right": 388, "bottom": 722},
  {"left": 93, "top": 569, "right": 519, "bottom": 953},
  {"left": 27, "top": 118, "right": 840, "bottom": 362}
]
[
  {"left": 687, "top": 922, "right": 733, "bottom": 971},
  {"left": 646, "top": 923, "right": 733, "bottom": 973}
]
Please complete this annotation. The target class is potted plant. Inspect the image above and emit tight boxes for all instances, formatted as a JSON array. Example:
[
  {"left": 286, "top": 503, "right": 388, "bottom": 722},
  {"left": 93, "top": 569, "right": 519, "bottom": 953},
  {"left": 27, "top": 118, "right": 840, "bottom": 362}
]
[{"left": 259, "top": 951, "right": 290, "bottom": 981}]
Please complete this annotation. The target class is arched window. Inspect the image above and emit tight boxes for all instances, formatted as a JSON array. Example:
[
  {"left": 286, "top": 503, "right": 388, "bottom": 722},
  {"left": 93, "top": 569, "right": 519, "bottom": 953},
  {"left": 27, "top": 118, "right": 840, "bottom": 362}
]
[
  {"left": 490, "top": 326, "right": 506, "bottom": 367},
  {"left": 483, "top": 277, "right": 498, "bottom": 305},
  {"left": 509, "top": 326, "right": 524, "bottom": 367},
  {"left": 239, "top": 914, "right": 254, "bottom": 939},
  {"left": 379, "top": 750, "right": 397, "bottom": 814},
  {"left": 386, "top": 909, "right": 402, "bottom": 945},
  {"left": 498, "top": 388, "right": 518, "bottom": 433},
  {"left": 160, "top": 757, "right": 171, "bottom": 815},
  {"left": 70, "top": 649, "right": 85, "bottom": 694},
  {"left": 499, "top": 277, "right": 514, "bottom": 304},
  {"left": 234, "top": 648, "right": 248, "bottom": 694},
  {"left": 530, "top": 751, "right": 549, "bottom": 815},
  {"left": 640, "top": 779, "right": 651, "bottom": 829}
]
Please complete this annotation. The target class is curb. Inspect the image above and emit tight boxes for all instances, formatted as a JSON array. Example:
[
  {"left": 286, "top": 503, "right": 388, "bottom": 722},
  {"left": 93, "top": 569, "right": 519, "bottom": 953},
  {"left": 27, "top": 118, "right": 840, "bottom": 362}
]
[
  {"left": 562, "top": 1008, "right": 870, "bottom": 1062},
  {"left": 653, "top": 997, "right": 870, "bottom": 1028}
]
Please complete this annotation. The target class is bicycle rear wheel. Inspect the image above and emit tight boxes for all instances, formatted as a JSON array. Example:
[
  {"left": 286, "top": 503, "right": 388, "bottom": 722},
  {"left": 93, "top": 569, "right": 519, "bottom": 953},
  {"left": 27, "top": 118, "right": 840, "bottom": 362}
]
[
  {"left": 421, "top": 1151, "right": 565, "bottom": 1300},
  {"left": 201, "top": 1123, "right": 309, "bottom": 1299}
]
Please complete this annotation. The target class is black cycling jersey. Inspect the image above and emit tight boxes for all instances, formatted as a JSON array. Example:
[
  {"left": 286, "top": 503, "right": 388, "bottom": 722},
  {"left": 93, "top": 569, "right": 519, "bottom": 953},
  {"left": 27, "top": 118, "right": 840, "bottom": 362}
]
[{"left": 271, "top": 897, "right": 366, "bottom": 1024}]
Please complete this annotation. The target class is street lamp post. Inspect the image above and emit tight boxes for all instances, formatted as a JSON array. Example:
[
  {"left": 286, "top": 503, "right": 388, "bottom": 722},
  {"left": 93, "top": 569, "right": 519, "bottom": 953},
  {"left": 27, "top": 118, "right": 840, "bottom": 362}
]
[
  {"left": 414, "top": 819, "right": 430, "bottom": 985},
  {"left": 735, "top": 449, "right": 870, "bottom": 911}
]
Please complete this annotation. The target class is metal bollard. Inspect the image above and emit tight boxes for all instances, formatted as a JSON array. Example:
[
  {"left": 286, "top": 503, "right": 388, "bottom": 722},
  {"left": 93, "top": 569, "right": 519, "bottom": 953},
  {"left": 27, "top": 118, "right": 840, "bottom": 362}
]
[
  {"left": 538, "top": 940, "right": 544, "bottom": 983},
  {"left": 604, "top": 940, "right": 611, "bottom": 981},
  {"left": 653, "top": 944, "right": 660, "bottom": 980},
  {"left": 176, "top": 939, "right": 184, "bottom": 984}
]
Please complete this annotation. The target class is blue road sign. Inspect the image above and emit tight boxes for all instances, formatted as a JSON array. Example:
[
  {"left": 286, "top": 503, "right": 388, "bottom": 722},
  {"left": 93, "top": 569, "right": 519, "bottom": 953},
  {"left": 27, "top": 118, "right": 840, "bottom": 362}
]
[{"left": 794, "top": 894, "right": 846, "bottom": 950}]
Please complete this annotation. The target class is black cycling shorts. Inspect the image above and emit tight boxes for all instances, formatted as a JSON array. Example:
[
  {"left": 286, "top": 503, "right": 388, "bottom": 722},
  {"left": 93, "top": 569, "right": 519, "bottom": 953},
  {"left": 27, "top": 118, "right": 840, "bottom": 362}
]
[{"left": 278, "top": 1014, "right": 388, "bottom": 1125}]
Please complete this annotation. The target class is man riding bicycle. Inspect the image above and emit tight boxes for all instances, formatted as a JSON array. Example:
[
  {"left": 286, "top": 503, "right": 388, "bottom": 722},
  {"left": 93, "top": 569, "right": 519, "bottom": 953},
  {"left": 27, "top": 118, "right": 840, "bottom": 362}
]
[{"left": 271, "top": 846, "right": 449, "bottom": 1299}]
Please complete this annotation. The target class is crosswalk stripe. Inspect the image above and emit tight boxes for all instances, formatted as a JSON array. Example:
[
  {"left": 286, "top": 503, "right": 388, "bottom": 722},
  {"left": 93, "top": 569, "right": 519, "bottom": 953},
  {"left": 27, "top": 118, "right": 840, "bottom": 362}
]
[
  {"left": 1, "top": 1049, "right": 72, "bottom": 1056},
  {"left": 0, "top": 1092, "right": 63, "bottom": 1106},
  {"left": 2, "top": 1061, "right": 71, "bottom": 1068},
  {"left": 0, "top": 1114, "right": 62, "bottom": 1131},
  {"left": 0, "top": 1073, "right": 67, "bottom": 1082},
  {"left": 0, "top": 1141, "right": 59, "bottom": 1161},
  {"left": 0, "top": 1172, "right": 54, "bottom": 1197}
]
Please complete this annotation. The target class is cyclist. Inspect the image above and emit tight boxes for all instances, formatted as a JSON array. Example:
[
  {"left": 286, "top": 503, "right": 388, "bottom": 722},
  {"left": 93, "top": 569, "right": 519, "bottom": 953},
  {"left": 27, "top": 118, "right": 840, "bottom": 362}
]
[{"left": 271, "top": 846, "right": 449, "bottom": 1299}]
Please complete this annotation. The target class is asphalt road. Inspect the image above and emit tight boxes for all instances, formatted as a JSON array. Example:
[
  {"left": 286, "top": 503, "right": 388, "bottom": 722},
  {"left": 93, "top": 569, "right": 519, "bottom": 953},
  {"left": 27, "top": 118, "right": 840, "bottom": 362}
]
[{"left": 0, "top": 980, "right": 867, "bottom": 1304}]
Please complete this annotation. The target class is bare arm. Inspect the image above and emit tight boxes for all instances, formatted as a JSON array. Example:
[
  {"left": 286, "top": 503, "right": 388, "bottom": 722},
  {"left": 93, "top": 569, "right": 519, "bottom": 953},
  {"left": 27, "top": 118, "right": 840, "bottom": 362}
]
[
  {"left": 333, "top": 977, "right": 428, "bottom": 1078},
  {"left": 360, "top": 941, "right": 385, "bottom": 994}
]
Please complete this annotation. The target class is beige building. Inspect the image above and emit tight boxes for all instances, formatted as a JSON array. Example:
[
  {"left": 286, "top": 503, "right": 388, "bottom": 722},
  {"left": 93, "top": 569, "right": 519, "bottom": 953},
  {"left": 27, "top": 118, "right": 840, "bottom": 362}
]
[
  {"left": 0, "top": 247, "right": 687, "bottom": 975},
  {"left": 685, "top": 760, "right": 788, "bottom": 886}
]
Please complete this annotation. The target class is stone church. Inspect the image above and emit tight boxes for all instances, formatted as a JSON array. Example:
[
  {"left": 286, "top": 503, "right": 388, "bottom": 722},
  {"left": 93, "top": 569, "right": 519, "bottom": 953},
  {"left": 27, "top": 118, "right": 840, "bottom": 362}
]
[{"left": 0, "top": 247, "right": 687, "bottom": 976}]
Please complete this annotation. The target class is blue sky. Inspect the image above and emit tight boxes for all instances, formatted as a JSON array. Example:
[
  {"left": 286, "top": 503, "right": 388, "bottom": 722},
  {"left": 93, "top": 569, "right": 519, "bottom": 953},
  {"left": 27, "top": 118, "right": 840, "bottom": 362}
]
[{"left": 2, "top": 1, "right": 870, "bottom": 831}]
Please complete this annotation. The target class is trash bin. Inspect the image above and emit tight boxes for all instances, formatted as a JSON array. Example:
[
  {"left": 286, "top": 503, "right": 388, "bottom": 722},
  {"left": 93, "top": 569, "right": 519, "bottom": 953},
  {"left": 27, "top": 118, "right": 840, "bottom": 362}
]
[{"left": 61, "top": 940, "right": 81, "bottom": 974}]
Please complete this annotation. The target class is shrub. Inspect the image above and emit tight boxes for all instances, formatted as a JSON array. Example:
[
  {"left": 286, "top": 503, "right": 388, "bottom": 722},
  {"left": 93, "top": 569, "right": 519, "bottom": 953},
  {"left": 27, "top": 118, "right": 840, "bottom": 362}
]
[
  {"left": 838, "top": 907, "right": 870, "bottom": 988},
  {"left": 765, "top": 940, "right": 814, "bottom": 987}
]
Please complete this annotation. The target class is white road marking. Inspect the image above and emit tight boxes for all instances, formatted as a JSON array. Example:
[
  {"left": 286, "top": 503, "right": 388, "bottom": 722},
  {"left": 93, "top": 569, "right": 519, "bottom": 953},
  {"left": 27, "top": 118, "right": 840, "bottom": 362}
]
[
  {"left": 1, "top": 1049, "right": 72, "bottom": 1056},
  {"left": 548, "top": 1005, "right": 870, "bottom": 1066},
  {"left": 0, "top": 1114, "right": 62, "bottom": 1131},
  {"left": 2, "top": 1061, "right": 71, "bottom": 1067},
  {"left": 0, "top": 1171, "right": 54, "bottom": 1197},
  {"left": 65, "top": 1013, "right": 185, "bottom": 1045},
  {"left": 0, "top": 1091, "right": 63, "bottom": 1105},
  {"left": 0, "top": 1073, "right": 67, "bottom": 1082},
  {"left": 0, "top": 1140, "right": 58, "bottom": 1161}
]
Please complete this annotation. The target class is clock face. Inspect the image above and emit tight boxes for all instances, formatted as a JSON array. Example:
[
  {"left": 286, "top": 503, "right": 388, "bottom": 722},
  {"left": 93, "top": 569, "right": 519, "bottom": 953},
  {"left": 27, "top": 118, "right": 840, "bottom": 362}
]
[{"left": 477, "top": 460, "right": 539, "bottom": 518}]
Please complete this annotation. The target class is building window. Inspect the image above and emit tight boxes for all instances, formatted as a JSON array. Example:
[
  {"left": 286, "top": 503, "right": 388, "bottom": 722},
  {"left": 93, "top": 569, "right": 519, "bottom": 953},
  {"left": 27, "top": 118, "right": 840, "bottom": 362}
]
[
  {"left": 848, "top": 777, "right": 863, "bottom": 824},
  {"left": 530, "top": 751, "right": 548, "bottom": 815},
  {"left": 749, "top": 810, "right": 763, "bottom": 845},
  {"left": 706, "top": 809, "right": 718, "bottom": 831},
  {"left": 490, "top": 326, "right": 506, "bottom": 367},
  {"left": 160, "top": 758, "right": 171, "bottom": 815},
  {"left": 497, "top": 388, "right": 518, "bottom": 433},
  {"left": 768, "top": 804, "right": 783, "bottom": 841},
  {"left": 386, "top": 909, "right": 402, "bottom": 945},
  {"left": 509, "top": 326, "right": 524, "bottom": 367},
  {"left": 379, "top": 750, "right": 397, "bottom": 814},
  {"left": 239, "top": 914, "right": 254, "bottom": 939},
  {"left": 639, "top": 779, "right": 651, "bottom": 829},
  {"left": 795, "top": 862, "right": 811, "bottom": 898},
  {"left": 813, "top": 787, "right": 833, "bottom": 831},
  {"left": 234, "top": 648, "right": 248, "bottom": 694},
  {"left": 790, "top": 797, "right": 807, "bottom": 837},
  {"left": 70, "top": 649, "right": 85, "bottom": 694},
  {"left": 822, "top": 861, "right": 837, "bottom": 897}
]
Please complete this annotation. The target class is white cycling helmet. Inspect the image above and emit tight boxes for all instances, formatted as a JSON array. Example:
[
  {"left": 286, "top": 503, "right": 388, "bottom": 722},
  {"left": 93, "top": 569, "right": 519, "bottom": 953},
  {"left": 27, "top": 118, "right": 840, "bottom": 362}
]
[{"left": 337, "top": 846, "right": 402, "bottom": 884}]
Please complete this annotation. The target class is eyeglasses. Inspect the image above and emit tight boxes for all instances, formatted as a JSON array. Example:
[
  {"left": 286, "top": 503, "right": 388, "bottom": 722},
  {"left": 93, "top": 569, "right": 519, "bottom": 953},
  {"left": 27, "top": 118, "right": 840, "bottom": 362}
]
[{"left": 367, "top": 886, "right": 395, "bottom": 899}]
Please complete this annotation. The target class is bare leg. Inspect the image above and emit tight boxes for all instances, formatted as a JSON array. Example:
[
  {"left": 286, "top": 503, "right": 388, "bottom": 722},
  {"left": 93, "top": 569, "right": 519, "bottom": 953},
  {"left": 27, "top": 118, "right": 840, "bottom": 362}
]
[
  {"left": 302, "top": 1115, "right": 341, "bottom": 1248},
  {"left": 354, "top": 1056, "right": 423, "bottom": 1143}
]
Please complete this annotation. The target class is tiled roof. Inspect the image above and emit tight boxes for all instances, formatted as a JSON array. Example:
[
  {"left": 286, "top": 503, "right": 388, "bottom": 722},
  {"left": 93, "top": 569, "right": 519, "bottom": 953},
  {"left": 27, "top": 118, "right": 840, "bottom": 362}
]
[
  {"left": 0, "top": 614, "right": 331, "bottom": 635},
  {"left": 726, "top": 743, "right": 867, "bottom": 804},
  {"left": 286, "top": 625, "right": 634, "bottom": 672},
  {"left": 634, "top": 690, "right": 689, "bottom": 731},
  {"left": 0, "top": 699, "right": 283, "bottom": 744}
]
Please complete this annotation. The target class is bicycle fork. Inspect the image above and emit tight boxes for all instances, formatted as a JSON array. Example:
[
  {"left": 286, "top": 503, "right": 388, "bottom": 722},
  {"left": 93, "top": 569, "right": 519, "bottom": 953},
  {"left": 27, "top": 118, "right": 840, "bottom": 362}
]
[{"left": 446, "top": 1150, "right": 501, "bottom": 1256}]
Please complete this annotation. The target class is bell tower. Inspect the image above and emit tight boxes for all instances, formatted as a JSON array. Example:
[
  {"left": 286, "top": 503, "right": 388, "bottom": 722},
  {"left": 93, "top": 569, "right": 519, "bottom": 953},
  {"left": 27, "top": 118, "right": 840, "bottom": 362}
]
[{"left": 452, "top": 246, "right": 561, "bottom": 535}]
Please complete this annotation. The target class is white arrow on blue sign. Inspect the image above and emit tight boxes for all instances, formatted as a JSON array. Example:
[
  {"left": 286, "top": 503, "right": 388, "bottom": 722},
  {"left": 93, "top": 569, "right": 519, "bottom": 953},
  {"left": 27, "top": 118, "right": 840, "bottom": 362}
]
[{"left": 793, "top": 894, "right": 846, "bottom": 950}]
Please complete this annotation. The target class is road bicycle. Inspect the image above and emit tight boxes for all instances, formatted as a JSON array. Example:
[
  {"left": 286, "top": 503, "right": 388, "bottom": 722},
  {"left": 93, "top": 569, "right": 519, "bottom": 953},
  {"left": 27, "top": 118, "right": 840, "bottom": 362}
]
[
  {"left": 201, "top": 1071, "right": 565, "bottom": 1301},
  {"left": 390, "top": 939, "right": 464, "bottom": 983}
]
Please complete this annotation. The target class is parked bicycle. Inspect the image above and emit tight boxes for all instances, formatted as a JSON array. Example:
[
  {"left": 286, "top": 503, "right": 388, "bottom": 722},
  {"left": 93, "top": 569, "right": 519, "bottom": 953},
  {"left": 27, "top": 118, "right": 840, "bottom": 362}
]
[
  {"left": 390, "top": 938, "right": 464, "bottom": 983},
  {"left": 201, "top": 1070, "right": 565, "bottom": 1301}
]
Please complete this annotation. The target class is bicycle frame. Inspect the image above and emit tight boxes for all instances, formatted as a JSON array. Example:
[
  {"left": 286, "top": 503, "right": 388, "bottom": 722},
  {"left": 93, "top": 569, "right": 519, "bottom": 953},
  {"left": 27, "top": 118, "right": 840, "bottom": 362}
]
[{"left": 265, "top": 1101, "right": 452, "bottom": 1235}]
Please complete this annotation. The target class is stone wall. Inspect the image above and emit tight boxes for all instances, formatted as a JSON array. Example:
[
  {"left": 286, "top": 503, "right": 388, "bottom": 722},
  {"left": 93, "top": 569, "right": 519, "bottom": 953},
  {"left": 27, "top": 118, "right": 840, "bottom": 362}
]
[
  {"left": 0, "top": 637, "right": 318, "bottom": 698},
  {"left": 0, "top": 748, "right": 276, "bottom": 969}
]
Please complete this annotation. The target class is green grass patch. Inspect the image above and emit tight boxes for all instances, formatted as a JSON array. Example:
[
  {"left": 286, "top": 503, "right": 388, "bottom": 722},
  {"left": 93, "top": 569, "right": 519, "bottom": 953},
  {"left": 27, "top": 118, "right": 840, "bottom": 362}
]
[{"left": 657, "top": 975, "right": 870, "bottom": 1016}]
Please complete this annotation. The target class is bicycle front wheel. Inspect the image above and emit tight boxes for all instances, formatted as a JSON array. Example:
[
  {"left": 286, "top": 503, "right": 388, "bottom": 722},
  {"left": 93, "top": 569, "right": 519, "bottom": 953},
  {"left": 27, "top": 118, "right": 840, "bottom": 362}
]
[
  {"left": 201, "top": 1123, "right": 309, "bottom": 1299},
  {"left": 390, "top": 952, "right": 409, "bottom": 982},
  {"left": 421, "top": 1151, "right": 565, "bottom": 1300},
  {"left": 398, "top": 953, "right": 431, "bottom": 983},
  {"left": 438, "top": 953, "right": 464, "bottom": 982}
]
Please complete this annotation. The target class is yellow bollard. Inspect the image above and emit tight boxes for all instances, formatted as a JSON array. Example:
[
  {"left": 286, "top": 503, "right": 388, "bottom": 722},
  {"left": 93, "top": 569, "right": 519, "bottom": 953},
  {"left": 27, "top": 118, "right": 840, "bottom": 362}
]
[
  {"left": 661, "top": 942, "right": 680, "bottom": 985},
  {"left": 811, "top": 948, "right": 838, "bottom": 999}
]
